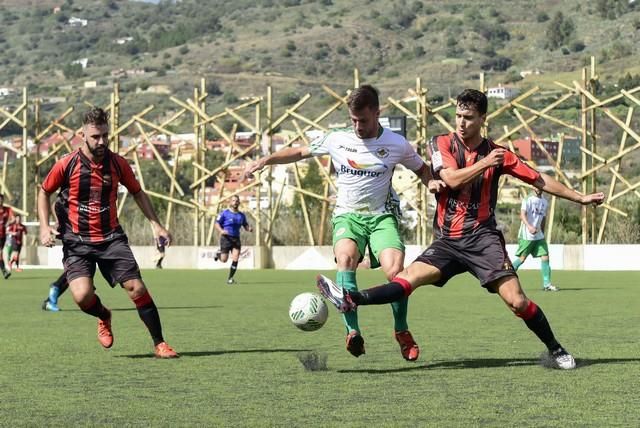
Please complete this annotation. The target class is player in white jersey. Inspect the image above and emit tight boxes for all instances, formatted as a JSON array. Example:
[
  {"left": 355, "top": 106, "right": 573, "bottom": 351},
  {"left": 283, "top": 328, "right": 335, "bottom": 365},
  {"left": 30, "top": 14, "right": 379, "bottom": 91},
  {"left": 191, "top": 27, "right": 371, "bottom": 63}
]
[
  {"left": 245, "top": 85, "right": 443, "bottom": 360},
  {"left": 512, "top": 188, "right": 558, "bottom": 291}
]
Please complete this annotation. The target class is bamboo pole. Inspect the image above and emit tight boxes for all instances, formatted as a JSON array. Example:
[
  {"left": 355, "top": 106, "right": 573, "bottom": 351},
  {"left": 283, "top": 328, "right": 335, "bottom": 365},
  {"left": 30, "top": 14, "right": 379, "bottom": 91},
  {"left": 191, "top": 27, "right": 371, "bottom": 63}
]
[
  {"left": 21, "top": 88, "right": 28, "bottom": 216},
  {"left": 165, "top": 145, "right": 182, "bottom": 228},
  {"left": 580, "top": 68, "right": 588, "bottom": 244},
  {"left": 597, "top": 107, "right": 634, "bottom": 243},
  {"left": 293, "top": 163, "right": 315, "bottom": 245},
  {"left": 546, "top": 135, "right": 564, "bottom": 242}
]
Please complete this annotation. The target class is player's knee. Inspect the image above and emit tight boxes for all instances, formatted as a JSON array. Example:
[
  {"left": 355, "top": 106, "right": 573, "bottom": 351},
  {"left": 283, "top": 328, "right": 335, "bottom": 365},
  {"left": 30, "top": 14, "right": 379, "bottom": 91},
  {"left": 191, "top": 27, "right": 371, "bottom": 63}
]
[
  {"left": 384, "top": 264, "right": 403, "bottom": 281},
  {"left": 511, "top": 297, "right": 529, "bottom": 315},
  {"left": 335, "top": 253, "right": 358, "bottom": 270}
]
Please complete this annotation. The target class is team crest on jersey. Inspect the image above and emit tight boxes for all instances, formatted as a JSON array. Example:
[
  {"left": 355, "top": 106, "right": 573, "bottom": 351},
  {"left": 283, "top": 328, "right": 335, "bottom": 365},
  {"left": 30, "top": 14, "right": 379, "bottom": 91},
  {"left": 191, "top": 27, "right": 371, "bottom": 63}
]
[{"left": 375, "top": 147, "right": 389, "bottom": 159}]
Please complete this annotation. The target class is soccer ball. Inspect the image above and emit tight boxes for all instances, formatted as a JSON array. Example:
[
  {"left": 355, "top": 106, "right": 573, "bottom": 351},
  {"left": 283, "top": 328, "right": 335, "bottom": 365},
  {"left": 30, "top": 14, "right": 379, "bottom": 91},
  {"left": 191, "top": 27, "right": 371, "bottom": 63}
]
[{"left": 289, "top": 292, "right": 328, "bottom": 331}]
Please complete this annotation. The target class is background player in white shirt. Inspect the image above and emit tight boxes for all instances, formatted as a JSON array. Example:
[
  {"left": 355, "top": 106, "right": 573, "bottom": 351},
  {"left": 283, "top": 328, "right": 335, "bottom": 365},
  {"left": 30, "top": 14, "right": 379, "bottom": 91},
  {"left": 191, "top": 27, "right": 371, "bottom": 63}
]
[{"left": 512, "top": 188, "right": 558, "bottom": 291}]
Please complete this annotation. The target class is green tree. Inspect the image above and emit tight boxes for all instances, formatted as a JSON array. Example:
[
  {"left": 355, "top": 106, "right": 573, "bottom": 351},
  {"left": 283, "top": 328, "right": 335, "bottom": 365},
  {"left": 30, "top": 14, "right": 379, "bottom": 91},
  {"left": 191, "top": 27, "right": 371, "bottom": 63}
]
[{"left": 546, "top": 12, "right": 575, "bottom": 50}]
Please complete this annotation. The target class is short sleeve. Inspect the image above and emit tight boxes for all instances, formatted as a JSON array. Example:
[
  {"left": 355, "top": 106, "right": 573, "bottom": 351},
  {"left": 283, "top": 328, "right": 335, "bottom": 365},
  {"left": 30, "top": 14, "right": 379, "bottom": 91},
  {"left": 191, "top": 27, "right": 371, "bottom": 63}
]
[
  {"left": 434, "top": 135, "right": 459, "bottom": 172},
  {"left": 241, "top": 213, "right": 248, "bottom": 227},
  {"left": 520, "top": 198, "right": 527, "bottom": 211},
  {"left": 502, "top": 151, "right": 540, "bottom": 185},
  {"left": 399, "top": 139, "right": 426, "bottom": 172},
  {"left": 116, "top": 156, "right": 142, "bottom": 194},
  {"left": 308, "top": 132, "right": 331, "bottom": 156},
  {"left": 41, "top": 159, "right": 67, "bottom": 194}
]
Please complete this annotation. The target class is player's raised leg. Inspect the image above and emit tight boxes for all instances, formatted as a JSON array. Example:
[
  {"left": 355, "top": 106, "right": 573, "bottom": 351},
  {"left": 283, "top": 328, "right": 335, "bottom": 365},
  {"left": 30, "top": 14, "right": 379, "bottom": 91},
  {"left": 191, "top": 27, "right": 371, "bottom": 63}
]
[{"left": 490, "top": 276, "right": 575, "bottom": 369}]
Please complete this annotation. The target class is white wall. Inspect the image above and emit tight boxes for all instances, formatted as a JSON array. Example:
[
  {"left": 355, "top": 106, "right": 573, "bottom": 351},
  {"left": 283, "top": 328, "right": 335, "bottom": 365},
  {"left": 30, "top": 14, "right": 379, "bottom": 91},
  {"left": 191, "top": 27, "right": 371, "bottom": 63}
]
[{"left": 31, "top": 244, "right": 640, "bottom": 271}]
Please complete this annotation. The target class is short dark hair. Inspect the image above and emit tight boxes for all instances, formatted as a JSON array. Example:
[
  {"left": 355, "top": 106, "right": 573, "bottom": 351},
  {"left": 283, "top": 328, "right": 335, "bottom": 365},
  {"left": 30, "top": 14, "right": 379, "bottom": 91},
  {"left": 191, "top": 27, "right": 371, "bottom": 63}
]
[
  {"left": 83, "top": 107, "right": 109, "bottom": 126},
  {"left": 456, "top": 89, "right": 488, "bottom": 115},
  {"left": 347, "top": 84, "right": 379, "bottom": 111}
]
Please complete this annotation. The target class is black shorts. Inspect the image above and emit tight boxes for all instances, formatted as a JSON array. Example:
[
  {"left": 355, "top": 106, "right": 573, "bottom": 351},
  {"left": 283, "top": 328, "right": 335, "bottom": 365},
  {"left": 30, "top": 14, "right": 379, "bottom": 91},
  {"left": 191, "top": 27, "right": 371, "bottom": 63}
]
[
  {"left": 414, "top": 229, "right": 516, "bottom": 292},
  {"left": 0, "top": 236, "right": 5, "bottom": 249},
  {"left": 220, "top": 235, "right": 241, "bottom": 253},
  {"left": 63, "top": 236, "right": 141, "bottom": 287}
]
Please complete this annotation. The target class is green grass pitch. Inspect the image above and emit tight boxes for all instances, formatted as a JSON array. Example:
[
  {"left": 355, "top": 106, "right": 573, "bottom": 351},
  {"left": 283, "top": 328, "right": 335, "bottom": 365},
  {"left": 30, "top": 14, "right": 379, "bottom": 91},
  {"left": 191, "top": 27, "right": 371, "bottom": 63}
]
[{"left": 0, "top": 269, "right": 638, "bottom": 426}]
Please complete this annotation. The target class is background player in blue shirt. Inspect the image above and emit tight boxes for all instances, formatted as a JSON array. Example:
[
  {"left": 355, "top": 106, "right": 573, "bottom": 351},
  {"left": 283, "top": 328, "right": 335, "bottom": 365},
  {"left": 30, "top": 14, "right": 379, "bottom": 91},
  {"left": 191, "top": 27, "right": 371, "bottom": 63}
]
[{"left": 214, "top": 195, "right": 253, "bottom": 284}]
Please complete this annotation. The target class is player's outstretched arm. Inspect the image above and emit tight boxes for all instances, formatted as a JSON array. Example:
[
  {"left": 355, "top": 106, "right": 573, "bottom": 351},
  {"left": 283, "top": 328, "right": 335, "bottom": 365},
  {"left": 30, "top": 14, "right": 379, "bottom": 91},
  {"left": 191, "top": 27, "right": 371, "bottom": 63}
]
[
  {"left": 37, "top": 188, "right": 59, "bottom": 247},
  {"left": 244, "top": 146, "right": 312, "bottom": 178},
  {"left": 133, "top": 190, "right": 173, "bottom": 246},
  {"left": 534, "top": 172, "right": 605, "bottom": 206}
]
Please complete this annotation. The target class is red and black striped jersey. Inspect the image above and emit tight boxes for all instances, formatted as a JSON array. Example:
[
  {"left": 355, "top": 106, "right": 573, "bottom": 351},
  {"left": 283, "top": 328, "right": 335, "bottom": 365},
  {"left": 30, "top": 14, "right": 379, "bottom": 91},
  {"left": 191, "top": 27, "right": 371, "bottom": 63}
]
[
  {"left": 428, "top": 132, "right": 540, "bottom": 239},
  {"left": 7, "top": 222, "right": 26, "bottom": 245},
  {"left": 41, "top": 148, "right": 142, "bottom": 244},
  {"left": 0, "top": 206, "right": 14, "bottom": 238}
]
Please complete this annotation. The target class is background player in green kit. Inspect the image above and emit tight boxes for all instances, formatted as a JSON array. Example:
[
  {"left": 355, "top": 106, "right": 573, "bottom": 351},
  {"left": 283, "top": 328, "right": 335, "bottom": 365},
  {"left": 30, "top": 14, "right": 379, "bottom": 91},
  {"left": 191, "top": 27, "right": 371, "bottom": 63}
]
[
  {"left": 512, "top": 188, "right": 558, "bottom": 291},
  {"left": 245, "top": 85, "right": 442, "bottom": 360}
]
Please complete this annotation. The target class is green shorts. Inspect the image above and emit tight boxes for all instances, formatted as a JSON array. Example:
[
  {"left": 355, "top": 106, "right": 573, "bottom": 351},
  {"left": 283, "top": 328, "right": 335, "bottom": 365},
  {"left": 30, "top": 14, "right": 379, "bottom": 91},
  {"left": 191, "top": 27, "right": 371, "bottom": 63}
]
[
  {"left": 332, "top": 213, "right": 404, "bottom": 269},
  {"left": 515, "top": 238, "right": 549, "bottom": 258}
]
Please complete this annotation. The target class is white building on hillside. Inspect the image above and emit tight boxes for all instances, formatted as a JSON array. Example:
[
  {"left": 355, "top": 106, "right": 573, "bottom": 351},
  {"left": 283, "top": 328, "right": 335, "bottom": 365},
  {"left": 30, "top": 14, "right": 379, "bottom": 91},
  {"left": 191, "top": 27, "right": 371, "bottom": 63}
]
[{"left": 487, "top": 85, "right": 520, "bottom": 100}]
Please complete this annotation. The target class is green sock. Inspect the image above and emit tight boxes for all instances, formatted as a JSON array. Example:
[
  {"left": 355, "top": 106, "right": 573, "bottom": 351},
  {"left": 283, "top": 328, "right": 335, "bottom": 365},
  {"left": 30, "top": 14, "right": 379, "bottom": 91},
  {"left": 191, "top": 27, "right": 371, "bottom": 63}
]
[
  {"left": 337, "top": 271, "right": 360, "bottom": 334},
  {"left": 512, "top": 258, "right": 523, "bottom": 271},
  {"left": 391, "top": 296, "right": 409, "bottom": 332},
  {"left": 541, "top": 259, "right": 551, "bottom": 287}
]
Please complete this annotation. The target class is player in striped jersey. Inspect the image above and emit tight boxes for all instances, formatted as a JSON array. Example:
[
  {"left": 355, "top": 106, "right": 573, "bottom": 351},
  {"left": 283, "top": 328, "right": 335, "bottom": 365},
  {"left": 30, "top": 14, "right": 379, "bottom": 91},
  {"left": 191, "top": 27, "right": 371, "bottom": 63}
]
[
  {"left": 318, "top": 89, "right": 605, "bottom": 370},
  {"left": 38, "top": 107, "right": 178, "bottom": 358}
]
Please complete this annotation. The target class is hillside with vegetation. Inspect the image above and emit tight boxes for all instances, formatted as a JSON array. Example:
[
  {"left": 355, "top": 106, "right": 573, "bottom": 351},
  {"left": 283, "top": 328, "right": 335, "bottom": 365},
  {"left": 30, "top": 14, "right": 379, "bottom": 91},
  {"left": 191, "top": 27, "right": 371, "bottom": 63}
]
[{"left": 1, "top": 0, "right": 639, "bottom": 119}]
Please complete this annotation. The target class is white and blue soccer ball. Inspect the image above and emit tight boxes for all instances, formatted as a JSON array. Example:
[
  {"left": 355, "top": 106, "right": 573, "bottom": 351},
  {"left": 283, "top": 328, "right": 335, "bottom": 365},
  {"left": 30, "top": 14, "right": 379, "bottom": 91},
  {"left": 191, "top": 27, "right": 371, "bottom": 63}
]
[{"left": 289, "top": 292, "right": 328, "bottom": 331}]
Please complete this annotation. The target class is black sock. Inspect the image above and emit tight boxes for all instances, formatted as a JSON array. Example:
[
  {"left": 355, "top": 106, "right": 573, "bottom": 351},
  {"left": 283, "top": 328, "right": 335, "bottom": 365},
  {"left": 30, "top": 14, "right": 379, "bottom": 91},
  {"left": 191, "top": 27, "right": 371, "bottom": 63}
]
[
  {"left": 229, "top": 261, "right": 238, "bottom": 280},
  {"left": 80, "top": 295, "right": 110, "bottom": 321},
  {"left": 521, "top": 304, "right": 561, "bottom": 351},
  {"left": 351, "top": 282, "right": 407, "bottom": 306},
  {"left": 133, "top": 291, "right": 164, "bottom": 346},
  {"left": 137, "top": 304, "right": 164, "bottom": 346},
  {"left": 0, "top": 260, "right": 5, "bottom": 271}
]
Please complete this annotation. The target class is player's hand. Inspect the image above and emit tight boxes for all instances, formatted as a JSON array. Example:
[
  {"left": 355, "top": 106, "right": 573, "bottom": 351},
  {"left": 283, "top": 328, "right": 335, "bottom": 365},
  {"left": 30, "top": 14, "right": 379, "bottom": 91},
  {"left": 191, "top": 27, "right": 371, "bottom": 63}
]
[
  {"left": 155, "top": 226, "right": 172, "bottom": 247},
  {"left": 581, "top": 192, "right": 605, "bottom": 206},
  {"left": 427, "top": 179, "right": 446, "bottom": 194},
  {"left": 483, "top": 148, "right": 506, "bottom": 168},
  {"left": 40, "top": 226, "right": 59, "bottom": 247},
  {"left": 527, "top": 225, "right": 537, "bottom": 234},
  {"left": 244, "top": 159, "right": 266, "bottom": 179}
]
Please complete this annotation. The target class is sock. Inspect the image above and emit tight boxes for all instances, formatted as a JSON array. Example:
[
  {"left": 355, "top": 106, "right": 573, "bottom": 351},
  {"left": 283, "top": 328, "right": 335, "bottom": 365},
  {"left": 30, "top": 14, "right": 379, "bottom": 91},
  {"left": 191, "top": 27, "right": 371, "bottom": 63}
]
[
  {"left": 337, "top": 271, "right": 360, "bottom": 334},
  {"left": 48, "top": 285, "right": 60, "bottom": 305},
  {"left": 228, "top": 261, "right": 238, "bottom": 280},
  {"left": 512, "top": 258, "right": 523, "bottom": 271},
  {"left": 0, "top": 259, "right": 5, "bottom": 272},
  {"left": 352, "top": 278, "right": 413, "bottom": 306},
  {"left": 541, "top": 259, "right": 551, "bottom": 287},
  {"left": 49, "top": 273, "right": 68, "bottom": 304},
  {"left": 391, "top": 297, "right": 409, "bottom": 332},
  {"left": 79, "top": 295, "right": 110, "bottom": 321},
  {"left": 133, "top": 290, "right": 164, "bottom": 346},
  {"left": 516, "top": 300, "right": 561, "bottom": 351}
]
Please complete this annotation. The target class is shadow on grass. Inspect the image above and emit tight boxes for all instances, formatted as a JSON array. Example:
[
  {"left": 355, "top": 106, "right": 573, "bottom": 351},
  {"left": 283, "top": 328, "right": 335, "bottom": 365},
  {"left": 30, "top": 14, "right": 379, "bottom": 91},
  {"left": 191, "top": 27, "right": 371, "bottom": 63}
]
[
  {"left": 336, "top": 357, "right": 640, "bottom": 373},
  {"left": 57, "top": 305, "right": 224, "bottom": 312},
  {"left": 117, "top": 348, "right": 313, "bottom": 359}
]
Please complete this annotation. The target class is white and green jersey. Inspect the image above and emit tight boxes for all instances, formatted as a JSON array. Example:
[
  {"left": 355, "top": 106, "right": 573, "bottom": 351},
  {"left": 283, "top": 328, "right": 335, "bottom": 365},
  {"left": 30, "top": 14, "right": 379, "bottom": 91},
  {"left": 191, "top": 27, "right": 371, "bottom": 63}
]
[
  {"left": 309, "top": 126, "right": 425, "bottom": 217},
  {"left": 518, "top": 194, "right": 548, "bottom": 241}
]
